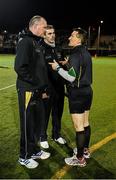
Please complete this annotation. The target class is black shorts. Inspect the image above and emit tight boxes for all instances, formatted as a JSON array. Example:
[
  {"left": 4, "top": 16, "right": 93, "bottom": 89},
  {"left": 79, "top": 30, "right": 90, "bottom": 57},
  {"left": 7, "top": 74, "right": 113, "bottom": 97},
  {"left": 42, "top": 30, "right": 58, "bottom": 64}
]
[{"left": 68, "top": 86, "right": 93, "bottom": 114}]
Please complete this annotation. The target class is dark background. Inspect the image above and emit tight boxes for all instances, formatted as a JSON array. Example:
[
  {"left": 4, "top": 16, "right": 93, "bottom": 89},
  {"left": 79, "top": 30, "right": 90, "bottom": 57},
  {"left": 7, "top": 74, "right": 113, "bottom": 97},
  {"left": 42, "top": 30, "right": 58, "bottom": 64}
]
[{"left": 0, "top": 0, "right": 115, "bottom": 34}]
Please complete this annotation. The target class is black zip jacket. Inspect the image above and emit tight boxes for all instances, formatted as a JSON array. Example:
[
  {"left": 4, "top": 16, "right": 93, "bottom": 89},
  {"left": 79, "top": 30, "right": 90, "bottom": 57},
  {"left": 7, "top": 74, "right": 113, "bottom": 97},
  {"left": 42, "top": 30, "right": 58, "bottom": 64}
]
[
  {"left": 14, "top": 31, "right": 49, "bottom": 92},
  {"left": 68, "top": 45, "right": 92, "bottom": 88},
  {"left": 42, "top": 41, "right": 64, "bottom": 87}
]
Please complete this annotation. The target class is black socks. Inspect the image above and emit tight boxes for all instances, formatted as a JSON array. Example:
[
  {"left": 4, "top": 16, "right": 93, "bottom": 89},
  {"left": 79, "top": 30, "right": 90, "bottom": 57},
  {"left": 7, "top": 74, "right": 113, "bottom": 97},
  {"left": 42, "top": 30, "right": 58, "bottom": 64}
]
[
  {"left": 84, "top": 125, "right": 91, "bottom": 148},
  {"left": 76, "top": 126, "right": 91, "bottom": 158},
  {"left": 76, "top": 131, "right": 85, "bottom": 158}
]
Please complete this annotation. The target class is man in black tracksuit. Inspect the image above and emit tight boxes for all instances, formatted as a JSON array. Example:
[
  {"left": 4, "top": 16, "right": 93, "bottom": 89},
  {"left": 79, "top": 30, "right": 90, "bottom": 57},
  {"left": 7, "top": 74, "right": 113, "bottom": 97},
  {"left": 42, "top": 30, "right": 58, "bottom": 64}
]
[
  {"left": 49, "top": 28, "right": 93, "bottom": 167},
  {"left": 39, "top": 25, "right": 66, "bottom": 149},
  {"left": 14, "top": 16, "right": 50, "bottom": 169}
]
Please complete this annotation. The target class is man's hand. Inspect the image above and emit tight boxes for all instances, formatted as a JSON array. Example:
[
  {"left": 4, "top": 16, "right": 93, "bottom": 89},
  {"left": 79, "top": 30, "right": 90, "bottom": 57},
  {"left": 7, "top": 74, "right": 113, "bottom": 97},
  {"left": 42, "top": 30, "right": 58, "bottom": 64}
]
[
  {"left": 42, "top": 93, "right": 49, "bottom": 99},
  {"left": 59, "top": 57, "right": 69, "bottom": 65},
  {"left": 48, "top": 60, "right": 59, "bottom": 70}
]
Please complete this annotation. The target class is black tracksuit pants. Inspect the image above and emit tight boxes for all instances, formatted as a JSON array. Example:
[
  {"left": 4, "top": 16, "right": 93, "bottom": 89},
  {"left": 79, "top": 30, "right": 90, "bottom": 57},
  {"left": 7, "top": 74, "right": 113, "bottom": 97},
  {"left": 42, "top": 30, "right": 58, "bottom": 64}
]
[
  {"left": 17, "top": 89, "right": 46, "bottom": 159},
  {"left": 40, "top": 85, "right": 64, "bottom": 141}
]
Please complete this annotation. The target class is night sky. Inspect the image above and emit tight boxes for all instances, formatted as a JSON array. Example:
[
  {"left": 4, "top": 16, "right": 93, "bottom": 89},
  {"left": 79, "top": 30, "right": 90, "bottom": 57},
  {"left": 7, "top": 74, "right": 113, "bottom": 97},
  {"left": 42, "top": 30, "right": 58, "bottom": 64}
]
[{"left": 0, "top": 0, "right": 115, "bottom": 34}]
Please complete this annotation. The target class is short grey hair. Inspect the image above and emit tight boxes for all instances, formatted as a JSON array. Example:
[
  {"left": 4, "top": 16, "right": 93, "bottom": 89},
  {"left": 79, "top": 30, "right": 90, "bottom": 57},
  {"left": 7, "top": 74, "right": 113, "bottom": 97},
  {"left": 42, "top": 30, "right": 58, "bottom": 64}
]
[{"left": 29, "top": 15, "right": 45, "bottom": 28}]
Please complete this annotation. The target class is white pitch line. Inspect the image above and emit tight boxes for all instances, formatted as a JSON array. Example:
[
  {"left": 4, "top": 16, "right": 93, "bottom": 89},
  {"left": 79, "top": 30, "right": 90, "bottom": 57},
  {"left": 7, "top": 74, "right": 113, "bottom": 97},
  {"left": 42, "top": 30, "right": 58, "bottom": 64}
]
[{"left": 0, "top": 84, "right": 15, "bottom": 91}]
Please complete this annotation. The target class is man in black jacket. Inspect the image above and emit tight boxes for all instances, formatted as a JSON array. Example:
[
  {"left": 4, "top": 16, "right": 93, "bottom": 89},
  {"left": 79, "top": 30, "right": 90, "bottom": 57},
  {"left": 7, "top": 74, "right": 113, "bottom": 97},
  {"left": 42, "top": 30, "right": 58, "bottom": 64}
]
[
  {"left": 14, "top": 15, "right": 50, "bottom": 169},
  {"left": 49, "top": 28, "right": 93, "bottom": 167},
  {"left": 39, "top": 25, "right": 66, "bottom": 149}
]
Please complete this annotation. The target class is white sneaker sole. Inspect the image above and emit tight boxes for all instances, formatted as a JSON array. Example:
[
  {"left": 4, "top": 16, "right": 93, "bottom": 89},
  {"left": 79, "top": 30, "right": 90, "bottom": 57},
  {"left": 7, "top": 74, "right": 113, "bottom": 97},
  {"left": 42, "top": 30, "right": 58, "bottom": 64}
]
[
  {"left": 18, "top": 160, "right": 39, "bottom": 169},
  {"left": 65, "top": 158, "right": 86, "bottom": 167}
]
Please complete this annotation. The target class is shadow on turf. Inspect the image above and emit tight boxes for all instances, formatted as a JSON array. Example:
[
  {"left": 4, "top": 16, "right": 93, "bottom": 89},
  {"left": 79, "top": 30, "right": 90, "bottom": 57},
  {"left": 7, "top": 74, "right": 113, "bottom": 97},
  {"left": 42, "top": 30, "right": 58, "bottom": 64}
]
[
  {"left": 23, "top": 145, "right": 66, "bottom": 179},
  {"left": 0, "top": 66, "right": 9, "bottom": 69},
  {"left": 82, "top": 157, "right": 116, "bottom": 179},
  {"left": 17, "top": 151, "right": 115, "bottom": 179},
  {"left": 48, "top": 137, "right": 73, "bottom": 156},
  {"left": 23, "top": 141, "right": 74, "bottom": 179},
  {"left": 54, "top": 142, "right": 73, "bottom": 156}
]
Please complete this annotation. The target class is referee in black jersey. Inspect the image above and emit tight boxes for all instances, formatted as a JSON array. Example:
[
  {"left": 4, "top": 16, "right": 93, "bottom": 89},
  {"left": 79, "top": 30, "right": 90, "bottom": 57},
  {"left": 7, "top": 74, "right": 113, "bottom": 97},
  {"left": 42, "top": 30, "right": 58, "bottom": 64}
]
[{"left": 49, "top": 28, "right": 93, "bottom": 167}]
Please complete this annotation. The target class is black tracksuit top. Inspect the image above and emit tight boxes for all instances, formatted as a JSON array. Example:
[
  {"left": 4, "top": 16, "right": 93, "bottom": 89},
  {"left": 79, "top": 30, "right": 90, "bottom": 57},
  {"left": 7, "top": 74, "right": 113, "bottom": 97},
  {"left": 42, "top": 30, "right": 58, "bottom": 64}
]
[
  {"left": 14, "top": 32, "right": 49, "bottom": 91},
  {"left": 68, "top": 45, "right": 92, "bottom": 88},
  {"left": 42, "top": 41, "right": 64, "bottom": 87}
]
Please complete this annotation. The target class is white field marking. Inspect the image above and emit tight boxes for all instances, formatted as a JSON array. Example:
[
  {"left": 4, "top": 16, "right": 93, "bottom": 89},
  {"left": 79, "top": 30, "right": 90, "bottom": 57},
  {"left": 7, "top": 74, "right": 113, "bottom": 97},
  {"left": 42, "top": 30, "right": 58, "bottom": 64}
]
[{"left": 0, "top": 84, "right": 15, "bottom": 91}]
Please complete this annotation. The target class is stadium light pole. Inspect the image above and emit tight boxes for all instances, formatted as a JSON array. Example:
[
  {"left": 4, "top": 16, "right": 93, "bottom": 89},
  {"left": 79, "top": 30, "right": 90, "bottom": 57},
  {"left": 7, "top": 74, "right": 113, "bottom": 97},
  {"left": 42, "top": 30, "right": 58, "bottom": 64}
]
[{"left": 97, "top": 20, "right": 103, "bottom": 55}]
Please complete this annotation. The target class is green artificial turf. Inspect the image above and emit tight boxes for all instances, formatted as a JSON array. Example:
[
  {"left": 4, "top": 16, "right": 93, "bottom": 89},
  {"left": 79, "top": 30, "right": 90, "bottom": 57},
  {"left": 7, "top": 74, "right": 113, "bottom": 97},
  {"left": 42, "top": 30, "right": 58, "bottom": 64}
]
[{"left": 0, "top": 55, "right": 116, "bottom": 179}]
